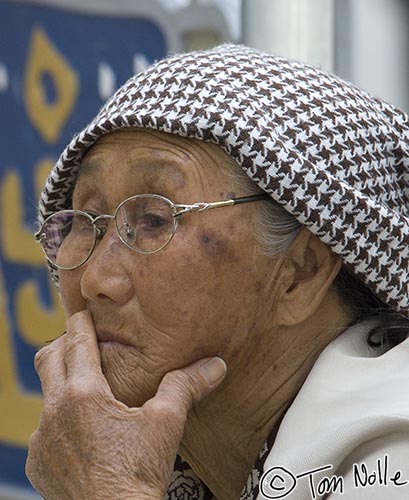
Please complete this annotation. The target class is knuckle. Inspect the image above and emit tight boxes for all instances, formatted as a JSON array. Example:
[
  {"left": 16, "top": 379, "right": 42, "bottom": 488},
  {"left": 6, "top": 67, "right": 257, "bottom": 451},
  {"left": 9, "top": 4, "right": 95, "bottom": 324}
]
[
  {"left": 63, "top": 379, "right": 105, "bottom": 410},
  {"left": 34, "top": 347, "right": 49, "bottom": 372},
  {"left": 34, "top": 333, "right": 66, "bottom": 372},
  {"left": 143, "top": 400, "right": 185, "bottom": 443},
  {"left": 27, "top": 428, "right": 39, "bottom": 452},
  {"left": 146, "top": 398, "right": 179, "bottom": 421},
  {"left": 164, "top": 371, "right": 202, "bottom": 409},
  {"left": 63, "top": 381, "right": 92, "bottom": 404}
]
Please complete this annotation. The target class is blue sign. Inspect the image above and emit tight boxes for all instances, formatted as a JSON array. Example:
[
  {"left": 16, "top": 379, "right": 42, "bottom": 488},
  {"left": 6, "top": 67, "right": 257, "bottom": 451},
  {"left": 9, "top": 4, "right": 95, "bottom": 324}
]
[{"left": 0, "top": 1, "right": 167, "bottom": 494}]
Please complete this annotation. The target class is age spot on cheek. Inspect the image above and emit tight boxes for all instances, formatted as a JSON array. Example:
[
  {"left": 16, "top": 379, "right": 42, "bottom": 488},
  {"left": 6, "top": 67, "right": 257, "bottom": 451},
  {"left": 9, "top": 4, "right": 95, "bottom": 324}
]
[
  {"left": 200, "top": 234, "right": 223, "bottom": 250},
  {"left": 199, "top": 233, "right": 228, "bottom": 257}
]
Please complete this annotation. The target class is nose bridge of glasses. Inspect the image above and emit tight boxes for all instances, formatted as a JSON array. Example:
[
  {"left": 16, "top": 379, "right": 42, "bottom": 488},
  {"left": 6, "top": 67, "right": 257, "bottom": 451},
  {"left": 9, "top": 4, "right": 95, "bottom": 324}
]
[{"left": 92, "top": 213, "right": 115, "bottom": 239}]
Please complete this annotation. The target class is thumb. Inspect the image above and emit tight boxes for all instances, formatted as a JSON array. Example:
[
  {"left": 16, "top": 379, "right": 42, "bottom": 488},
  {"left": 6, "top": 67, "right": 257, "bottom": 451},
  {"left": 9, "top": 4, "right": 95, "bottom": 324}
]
[{"left": 148, "top": 356, "right": 227, "bottom": 417}]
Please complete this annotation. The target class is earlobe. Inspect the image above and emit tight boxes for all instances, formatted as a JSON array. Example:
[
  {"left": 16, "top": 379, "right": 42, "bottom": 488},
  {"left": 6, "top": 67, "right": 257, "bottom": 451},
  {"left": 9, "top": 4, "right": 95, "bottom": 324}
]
[{"left": 277, "top": 229, "right": 342, "bottom": 326}]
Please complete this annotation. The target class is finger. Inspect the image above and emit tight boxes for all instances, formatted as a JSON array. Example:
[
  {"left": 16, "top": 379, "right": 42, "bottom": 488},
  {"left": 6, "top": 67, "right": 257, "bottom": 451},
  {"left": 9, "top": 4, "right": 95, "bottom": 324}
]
[
  {"left": 64, "top": 310, "right": 108, "bottom": 387},
  {"left": 146, "top": 356, "right": 227, "bottom": 418},
  {"left": 34, "top": 334, "right": 67, "bottom": 398},
  {"left": 44, "top": 330, "right": 67, "bottom": 345}
]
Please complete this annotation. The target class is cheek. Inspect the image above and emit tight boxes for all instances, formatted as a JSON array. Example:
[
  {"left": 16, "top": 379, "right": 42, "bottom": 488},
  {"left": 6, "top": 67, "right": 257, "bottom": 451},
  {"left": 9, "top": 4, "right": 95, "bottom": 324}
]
[
  {"left": 199, "top": 232, "right": 228, "bottom": 257},
  {"left": 133, "top": 226, "right": 256, "bottom": 352},
  {"left": 59, "top": 269, "right": 86, "bottom": 316}
]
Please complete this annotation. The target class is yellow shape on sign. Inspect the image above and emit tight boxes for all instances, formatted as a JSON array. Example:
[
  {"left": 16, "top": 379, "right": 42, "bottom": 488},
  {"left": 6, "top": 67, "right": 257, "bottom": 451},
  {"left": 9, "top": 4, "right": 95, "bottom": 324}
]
[
  {"left": 1, "top": 162, "right": 66, "bottom": 346},
  {"left": 1, "top": 158, "right": 55, "bottom": 265},
  {"left": 0, "top": 159, "right": 65, "bottom": 446},
  {"left": 0, "top": 264, "right": 43, "bottom": 448},
  {"left": 1, "top": 169, "right": 43, "bottom": 264},
  {"left": 17, "top": 277, "right": 65, "bottom": 348},
  {"left": 24, "top": 27, "right": 79, "bottom": 144}
]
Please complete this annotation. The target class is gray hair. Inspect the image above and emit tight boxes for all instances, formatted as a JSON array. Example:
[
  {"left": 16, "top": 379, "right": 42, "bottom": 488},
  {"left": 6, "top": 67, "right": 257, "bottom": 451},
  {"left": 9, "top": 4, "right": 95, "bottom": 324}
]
[{"left": 222, "top": 157, "right": 301, "bottom": 257}]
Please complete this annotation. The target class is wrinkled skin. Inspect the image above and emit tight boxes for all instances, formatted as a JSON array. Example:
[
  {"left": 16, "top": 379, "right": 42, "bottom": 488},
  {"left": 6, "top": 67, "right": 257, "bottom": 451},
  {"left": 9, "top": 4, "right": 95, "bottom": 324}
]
[
  {"left": 57, "top": 130, "right": 275, "bottom": 408},
  {"left": 26, "top": 129, "right": 349, "bottom": 499},
  {"left": 27, "top": 129, "right": 274, "bottom": 498},
  {"left": 27, "top": 311, "right": 226, "bottom": 500}
]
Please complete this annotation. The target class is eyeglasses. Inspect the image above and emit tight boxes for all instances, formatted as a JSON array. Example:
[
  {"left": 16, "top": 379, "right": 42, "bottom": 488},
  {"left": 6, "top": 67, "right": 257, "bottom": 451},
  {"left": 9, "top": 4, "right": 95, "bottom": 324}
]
[{"left": 34, "top": 193, "right": 270, "bottom": 270}]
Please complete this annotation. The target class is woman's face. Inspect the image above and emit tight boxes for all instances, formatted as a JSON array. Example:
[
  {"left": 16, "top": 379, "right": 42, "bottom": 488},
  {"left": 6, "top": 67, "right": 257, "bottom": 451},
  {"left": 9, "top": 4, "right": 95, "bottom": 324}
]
[{"left": 60, "top": 129, "right": 276, "bottom": 407}]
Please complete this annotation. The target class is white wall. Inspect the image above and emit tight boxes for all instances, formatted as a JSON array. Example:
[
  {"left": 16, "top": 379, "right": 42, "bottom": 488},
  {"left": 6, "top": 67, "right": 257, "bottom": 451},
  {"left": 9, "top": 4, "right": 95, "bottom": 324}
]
[
  {"left": 345, "top": 0, "right": 409, "bottom": 111},
  {"left": 242, "top": 0, "right": 409, "bottom": 112},
  {"left": 243, "top": 0, "right": 335, "bottom": 72}
]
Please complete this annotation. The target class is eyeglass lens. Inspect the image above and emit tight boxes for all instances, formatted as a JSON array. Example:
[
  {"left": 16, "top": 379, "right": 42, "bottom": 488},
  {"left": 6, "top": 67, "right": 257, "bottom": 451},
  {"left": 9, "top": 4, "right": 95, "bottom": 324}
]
[
  {"left": 42, "top": 211, "right": 96, "bottom": 269},
  {"left": 115, "top": 195, "right": 176, "bottom": 253},
  {"left": 40, "top": 195, "right": 177, "bottom": 269}
]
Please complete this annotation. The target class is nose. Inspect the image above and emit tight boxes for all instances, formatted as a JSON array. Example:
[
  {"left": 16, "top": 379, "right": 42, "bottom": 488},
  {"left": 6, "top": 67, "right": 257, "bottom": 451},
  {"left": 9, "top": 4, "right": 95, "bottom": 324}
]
[{"left": 80, "top": 225, "right": 134, "bottom": 305}]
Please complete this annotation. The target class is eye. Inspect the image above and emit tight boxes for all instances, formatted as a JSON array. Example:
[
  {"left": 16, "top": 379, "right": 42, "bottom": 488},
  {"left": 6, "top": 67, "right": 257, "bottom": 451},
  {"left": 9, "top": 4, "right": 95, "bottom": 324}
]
[
  {"left": 115, "top": 195, "right": 175, "bottom": 251},
  {"left": 140, "top": 213, "right": 167, "bottom": 230}
]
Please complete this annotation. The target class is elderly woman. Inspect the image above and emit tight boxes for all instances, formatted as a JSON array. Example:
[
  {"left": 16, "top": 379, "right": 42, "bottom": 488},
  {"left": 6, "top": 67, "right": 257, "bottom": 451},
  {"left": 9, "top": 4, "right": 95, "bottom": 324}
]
[{"left": 26, "top": 45, "right": 409, "bottom": 500}]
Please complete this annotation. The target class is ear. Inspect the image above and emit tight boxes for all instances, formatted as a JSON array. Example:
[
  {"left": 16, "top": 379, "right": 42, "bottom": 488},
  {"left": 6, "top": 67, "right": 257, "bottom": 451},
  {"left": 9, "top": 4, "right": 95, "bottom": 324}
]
[{"left": 276, "top": 228, "right": 342, "bottom": 326}]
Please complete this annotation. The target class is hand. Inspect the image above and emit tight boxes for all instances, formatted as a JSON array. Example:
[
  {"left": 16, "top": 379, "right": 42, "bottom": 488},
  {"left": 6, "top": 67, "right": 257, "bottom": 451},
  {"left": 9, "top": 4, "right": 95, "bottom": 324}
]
[{"left": 26, "top": 310, "right": 227, "bottom": 500}]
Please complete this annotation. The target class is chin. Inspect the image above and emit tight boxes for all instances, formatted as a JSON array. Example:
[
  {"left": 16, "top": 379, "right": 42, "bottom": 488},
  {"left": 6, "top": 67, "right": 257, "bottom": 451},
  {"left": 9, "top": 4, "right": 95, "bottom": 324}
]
[{"left": 99, "top": 349, "right": 158, "bottom": 408}]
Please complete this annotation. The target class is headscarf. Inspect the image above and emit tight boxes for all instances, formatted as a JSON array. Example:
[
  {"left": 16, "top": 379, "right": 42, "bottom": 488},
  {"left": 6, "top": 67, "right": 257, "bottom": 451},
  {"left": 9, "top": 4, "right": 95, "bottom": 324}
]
[{"left": 39, "top": 44, "right": 409, "bottom": 312}]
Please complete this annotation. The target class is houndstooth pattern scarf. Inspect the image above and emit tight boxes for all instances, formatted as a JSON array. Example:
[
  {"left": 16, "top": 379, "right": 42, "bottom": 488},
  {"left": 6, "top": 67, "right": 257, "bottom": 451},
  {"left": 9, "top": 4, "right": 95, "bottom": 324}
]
[{"left": 39, "top": 44, "right": 409, "bottom": 313}]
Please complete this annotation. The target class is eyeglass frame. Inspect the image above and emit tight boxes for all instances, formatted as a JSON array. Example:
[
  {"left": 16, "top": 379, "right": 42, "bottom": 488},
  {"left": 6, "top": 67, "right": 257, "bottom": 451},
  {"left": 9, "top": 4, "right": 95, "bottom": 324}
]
[{"left": 34, "top": 192, "right": 271, "bottom": 270}]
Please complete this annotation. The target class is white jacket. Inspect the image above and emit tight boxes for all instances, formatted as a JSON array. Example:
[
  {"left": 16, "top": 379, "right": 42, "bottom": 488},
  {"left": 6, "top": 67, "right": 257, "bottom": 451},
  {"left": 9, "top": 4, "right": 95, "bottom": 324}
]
[{"left": 258, "top": 320, "right": 409, "bottom": 500}]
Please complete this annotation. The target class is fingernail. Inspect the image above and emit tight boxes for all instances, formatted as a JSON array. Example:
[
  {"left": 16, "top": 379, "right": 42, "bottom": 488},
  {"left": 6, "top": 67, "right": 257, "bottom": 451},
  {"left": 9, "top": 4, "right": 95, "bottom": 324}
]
[{"left": 200, "top": 357, "right": 227, "bottom": 385}]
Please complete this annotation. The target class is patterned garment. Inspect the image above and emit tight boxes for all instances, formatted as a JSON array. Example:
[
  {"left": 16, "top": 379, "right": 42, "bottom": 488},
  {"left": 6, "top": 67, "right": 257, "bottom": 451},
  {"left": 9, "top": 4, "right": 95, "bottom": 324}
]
[
  {"left": 166, "top": 432, "right": 276, "bottom": 499},
  {"left": 38, "top": 44, "right": 409, "bottom": 313}
]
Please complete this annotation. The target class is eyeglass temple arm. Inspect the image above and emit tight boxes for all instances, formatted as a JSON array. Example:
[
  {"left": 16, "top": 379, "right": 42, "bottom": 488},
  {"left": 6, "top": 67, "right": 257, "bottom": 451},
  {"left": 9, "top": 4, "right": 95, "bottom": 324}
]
[
  {"left": 174, "top": 193, "right": 270, "bottom": 216},
  {"left": 230, "top": 193, "right": 270, "bottom": 204}
]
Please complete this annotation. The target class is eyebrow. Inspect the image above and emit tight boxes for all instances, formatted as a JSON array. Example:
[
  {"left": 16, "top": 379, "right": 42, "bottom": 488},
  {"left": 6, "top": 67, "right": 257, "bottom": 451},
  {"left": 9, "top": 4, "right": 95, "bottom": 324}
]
[
  {"left": 77, "top": 155, "right": 187, "bottom": 185},
  {"left": 77, "top": 156, "right": 100, "bottom": 179}
]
